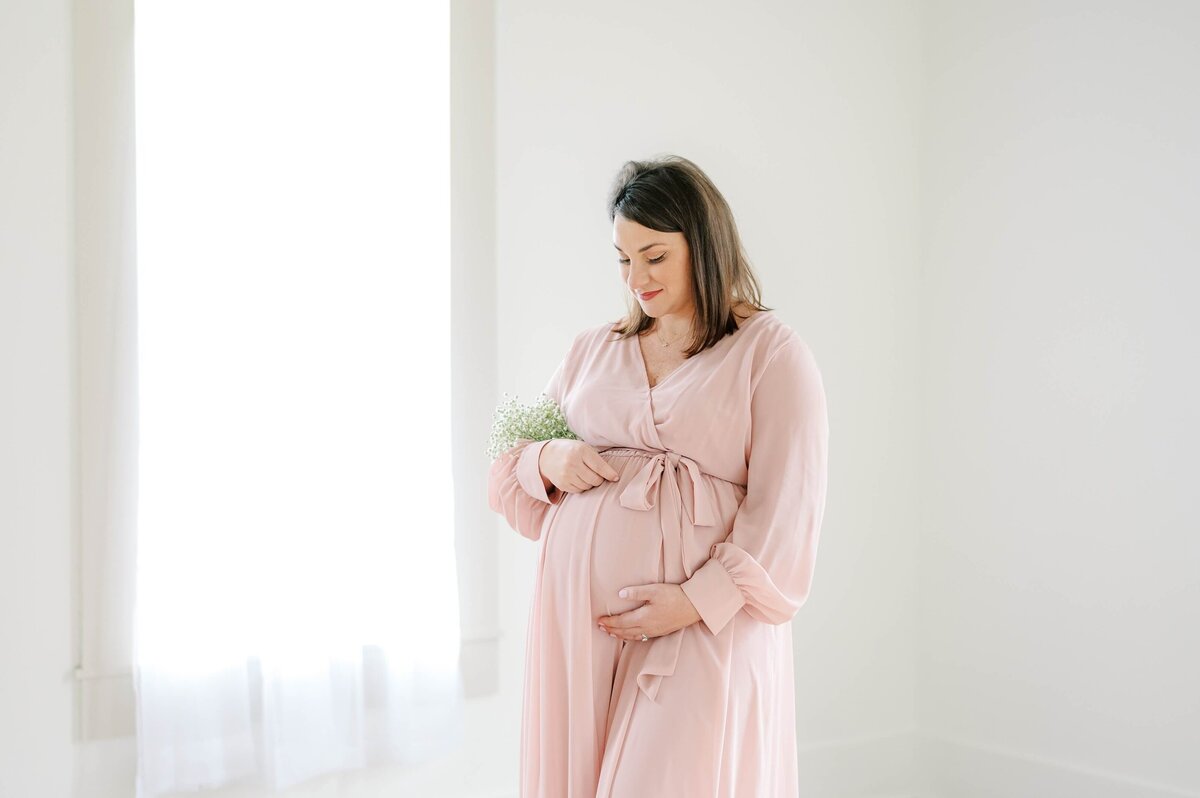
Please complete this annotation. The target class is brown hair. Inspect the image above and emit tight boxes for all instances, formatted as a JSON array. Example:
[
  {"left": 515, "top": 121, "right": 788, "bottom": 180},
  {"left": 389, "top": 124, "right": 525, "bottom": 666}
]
[{"left": 606, "top": 154, "right": 772, "bottom": 357}]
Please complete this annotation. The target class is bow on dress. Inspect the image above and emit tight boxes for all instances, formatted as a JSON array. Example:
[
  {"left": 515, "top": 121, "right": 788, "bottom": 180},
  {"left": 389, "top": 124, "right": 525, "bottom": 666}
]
[{"left": 616, "top": 449, "right": 718, "bottom": 703}]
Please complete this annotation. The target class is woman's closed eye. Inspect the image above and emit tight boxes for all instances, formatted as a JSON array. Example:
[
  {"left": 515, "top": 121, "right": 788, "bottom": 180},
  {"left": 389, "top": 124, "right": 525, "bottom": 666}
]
[{"left": 618, "top": 254, "right": 666, "bottom": 265}]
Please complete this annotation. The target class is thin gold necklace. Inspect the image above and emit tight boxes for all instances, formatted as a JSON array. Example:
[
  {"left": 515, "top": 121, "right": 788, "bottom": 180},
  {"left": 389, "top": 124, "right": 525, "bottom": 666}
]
[{"left": 653, "top": 323, "right": 686, "bottom": 348}]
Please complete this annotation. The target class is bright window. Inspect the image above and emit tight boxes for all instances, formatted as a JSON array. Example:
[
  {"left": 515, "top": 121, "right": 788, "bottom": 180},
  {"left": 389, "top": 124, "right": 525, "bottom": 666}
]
[{"left": 133, "top": 2, "right": 462, "bottom": 792}]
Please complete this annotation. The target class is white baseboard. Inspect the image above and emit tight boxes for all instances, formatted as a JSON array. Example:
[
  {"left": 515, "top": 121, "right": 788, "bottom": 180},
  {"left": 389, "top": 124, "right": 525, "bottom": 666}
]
[
  {"left": 914, "top": 732, "right": 1199, "bottom": 798},
  {"left": 789, "top": 729, "right": 1198, "bottom": 798}
]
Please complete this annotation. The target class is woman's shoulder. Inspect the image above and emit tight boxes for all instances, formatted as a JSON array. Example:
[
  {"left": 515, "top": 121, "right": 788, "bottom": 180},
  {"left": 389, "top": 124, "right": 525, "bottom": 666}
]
[
  {"left": 574, "top": 319, "right": 625, "bottom": 346},
  {"left": 744, "top": 312, "right": 821, "bottom": 382},
  {"left": 572, "top": 317, "right": 636, "bottom": 350},
  {"left": 554, "top": 319, "right": 626, "bottom": 366},
  {"left": 738, "top": 308, "right": 793, "bottom": 350}
]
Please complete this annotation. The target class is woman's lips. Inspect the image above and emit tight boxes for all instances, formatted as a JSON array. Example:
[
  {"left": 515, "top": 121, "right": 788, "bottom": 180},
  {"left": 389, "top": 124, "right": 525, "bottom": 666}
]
[{"left": 639, "top": 289, "right": 663, "bottom": 300}]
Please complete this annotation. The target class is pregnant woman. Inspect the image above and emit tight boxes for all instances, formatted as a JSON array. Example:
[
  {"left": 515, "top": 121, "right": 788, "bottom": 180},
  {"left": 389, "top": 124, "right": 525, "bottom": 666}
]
[{"left": 487, "top": 155, "right": 830, "bottom": 797}]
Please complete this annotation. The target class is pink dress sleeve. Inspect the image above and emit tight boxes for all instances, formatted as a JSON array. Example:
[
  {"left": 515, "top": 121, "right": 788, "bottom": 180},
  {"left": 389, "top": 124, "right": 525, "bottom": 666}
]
[
  {"left": 486, "top": 340, "right": 573, "bottom": 541},
  {"left": 679, "top": 338, "right": 830, "bottom": 636}
]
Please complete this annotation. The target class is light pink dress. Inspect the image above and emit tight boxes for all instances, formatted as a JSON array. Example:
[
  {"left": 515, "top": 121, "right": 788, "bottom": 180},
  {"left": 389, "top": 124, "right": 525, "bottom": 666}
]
[{"left": 487, "top": 310, "right": 829, "bottom": 798}]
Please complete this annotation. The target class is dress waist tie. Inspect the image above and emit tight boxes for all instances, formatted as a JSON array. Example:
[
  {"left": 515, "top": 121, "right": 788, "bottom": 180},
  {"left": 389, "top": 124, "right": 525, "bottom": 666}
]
[{"left": 616, "top": 449, "right": 718, "bottom": 703}]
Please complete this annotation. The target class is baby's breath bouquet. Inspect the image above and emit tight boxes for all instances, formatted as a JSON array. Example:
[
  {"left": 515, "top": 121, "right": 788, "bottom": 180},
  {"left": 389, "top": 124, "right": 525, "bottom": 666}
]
[{"left": 487, "top": 392, "right": 581, "bottom": 461}]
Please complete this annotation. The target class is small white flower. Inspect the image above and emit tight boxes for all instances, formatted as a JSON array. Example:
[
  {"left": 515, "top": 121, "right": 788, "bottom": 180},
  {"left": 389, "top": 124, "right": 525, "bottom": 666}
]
[{"left": 487, "top": 392, "right": 580, "bottom": 461}]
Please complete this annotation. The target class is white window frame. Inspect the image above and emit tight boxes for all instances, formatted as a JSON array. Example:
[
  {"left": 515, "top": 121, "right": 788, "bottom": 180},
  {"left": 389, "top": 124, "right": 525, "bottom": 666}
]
[{"left": 72, "top": 0, "right": 501, "bottom": 740}]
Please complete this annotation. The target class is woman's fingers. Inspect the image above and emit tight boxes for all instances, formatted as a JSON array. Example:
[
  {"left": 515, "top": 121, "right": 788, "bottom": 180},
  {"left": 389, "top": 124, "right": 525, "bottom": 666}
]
[
  {"left": 572, "top": 464, "right": 614, "bottom": 491},
  {"left": 546, "top": 443, "right": 621, "bottom": 494},
  {"left": 566, "top": 473, "right": 598, "bottom": 493},
  {"left": 577, "top": 467, "right": 605, "bottom": 488},
  {"left": 583, "top": 448, "right": 620, "bottom": 481},
  {"left": 603, "top": 604, "right": 650, "bottom": 634},
  {"left": 559, "top": 449, "right": 618, "bottom": 492}
]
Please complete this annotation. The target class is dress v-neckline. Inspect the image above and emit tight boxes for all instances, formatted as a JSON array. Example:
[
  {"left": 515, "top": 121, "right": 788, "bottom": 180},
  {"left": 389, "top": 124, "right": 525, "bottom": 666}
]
[{"left": 632, "top": 310, "right": 771, "bottom": 392}]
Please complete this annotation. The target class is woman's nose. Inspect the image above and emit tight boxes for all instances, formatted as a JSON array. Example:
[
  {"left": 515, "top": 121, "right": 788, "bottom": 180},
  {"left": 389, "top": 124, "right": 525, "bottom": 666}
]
[{"left": 627, "top": 267, "right": 653, "bottom": 290}]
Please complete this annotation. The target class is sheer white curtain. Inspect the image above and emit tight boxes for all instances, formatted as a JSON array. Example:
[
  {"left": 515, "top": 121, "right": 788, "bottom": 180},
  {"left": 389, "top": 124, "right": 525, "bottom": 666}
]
[{"left": 132, "top": 2, "right": 463, "bottom": 795}]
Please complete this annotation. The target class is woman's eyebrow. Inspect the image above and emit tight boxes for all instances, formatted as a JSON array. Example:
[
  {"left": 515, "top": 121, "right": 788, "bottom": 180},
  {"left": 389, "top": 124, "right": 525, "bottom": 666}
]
[{"left": 613, "top": 242, "right": 668, "bottom": 254}]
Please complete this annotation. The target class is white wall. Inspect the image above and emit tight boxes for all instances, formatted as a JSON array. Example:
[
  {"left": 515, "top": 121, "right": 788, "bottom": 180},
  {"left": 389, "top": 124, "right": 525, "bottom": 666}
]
[
  {"left": 0, "top": 2, "right": 161, "bottom": 790},
  {"left": 0, "top": 0, "right": 77, "bottom": 795},
  {"left": 917, "top": 2, "right": 1200, "bottom": 795}
]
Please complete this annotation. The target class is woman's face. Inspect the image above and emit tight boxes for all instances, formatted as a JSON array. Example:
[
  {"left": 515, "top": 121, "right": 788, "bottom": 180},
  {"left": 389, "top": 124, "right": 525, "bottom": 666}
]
[{"left": 613, "top": 214, "right": 693, "bottom": 319}]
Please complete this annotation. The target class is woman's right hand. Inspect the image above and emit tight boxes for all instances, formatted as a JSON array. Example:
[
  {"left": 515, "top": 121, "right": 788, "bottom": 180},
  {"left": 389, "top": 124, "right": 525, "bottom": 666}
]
[{"left": 538, "top": 439, "right": 620, "bottom": 495}]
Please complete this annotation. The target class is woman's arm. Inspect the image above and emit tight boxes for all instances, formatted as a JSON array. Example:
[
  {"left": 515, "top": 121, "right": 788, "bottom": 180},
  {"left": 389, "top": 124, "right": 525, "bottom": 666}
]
[
  {"left": 487, "top": 438, "right": 565, "bottom": 541},
  {"left": 680, "top": 338, "right": 830, "bottom": 635},
  {"left": 485, "top": 333, "right": 578, "bottom": 541}
]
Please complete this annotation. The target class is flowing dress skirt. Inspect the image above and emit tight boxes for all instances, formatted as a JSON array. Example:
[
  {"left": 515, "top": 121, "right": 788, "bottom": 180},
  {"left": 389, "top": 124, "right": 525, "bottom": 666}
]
[{"left": 521, "top": 447, "right": 799, "bottom": 798}]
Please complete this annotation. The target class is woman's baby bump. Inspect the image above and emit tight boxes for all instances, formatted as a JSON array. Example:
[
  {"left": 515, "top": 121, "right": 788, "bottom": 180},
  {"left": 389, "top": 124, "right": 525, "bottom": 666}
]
[
  {"left": 549, "top": 449, "right": 745, "bottom": 620},
  {"left": 586, "top": 451, "right": 672, "bottom": 618}
]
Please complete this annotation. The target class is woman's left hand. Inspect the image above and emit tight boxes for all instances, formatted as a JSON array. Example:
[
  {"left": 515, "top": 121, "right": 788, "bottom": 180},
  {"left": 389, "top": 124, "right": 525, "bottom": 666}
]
[{"left": 597, "top": 583, "right": 701, "bottom": 641}]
